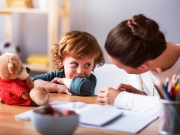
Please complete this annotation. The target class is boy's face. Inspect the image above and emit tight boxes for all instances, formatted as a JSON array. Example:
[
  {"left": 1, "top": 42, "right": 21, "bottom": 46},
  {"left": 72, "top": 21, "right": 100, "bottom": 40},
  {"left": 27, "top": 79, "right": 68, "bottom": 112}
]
[{"left": 62, "top": 56, "right": 94, "bottom": 79}]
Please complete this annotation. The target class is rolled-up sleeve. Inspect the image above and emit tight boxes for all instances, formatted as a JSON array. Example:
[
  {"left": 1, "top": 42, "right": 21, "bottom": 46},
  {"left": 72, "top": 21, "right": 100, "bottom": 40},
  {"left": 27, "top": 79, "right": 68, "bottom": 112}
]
[
  {"left": 70, "top": 74, "right": 96, "bottom": 96},
  {"left": 114, "top": 91, "right": 161, "bottom": 116}
]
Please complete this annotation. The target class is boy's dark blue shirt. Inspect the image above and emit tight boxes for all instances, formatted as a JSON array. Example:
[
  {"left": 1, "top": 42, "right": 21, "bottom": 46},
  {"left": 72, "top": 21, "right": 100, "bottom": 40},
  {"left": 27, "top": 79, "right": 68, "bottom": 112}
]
[{"left": 31, "top": 70, "right": 96, "bottom": 96}]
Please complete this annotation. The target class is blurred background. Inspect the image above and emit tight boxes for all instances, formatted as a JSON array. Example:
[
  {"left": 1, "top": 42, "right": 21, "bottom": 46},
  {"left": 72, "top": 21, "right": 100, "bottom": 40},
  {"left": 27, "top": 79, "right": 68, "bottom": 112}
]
[{"left": 0, "top": 0, "right": 180, "bottom": 74}]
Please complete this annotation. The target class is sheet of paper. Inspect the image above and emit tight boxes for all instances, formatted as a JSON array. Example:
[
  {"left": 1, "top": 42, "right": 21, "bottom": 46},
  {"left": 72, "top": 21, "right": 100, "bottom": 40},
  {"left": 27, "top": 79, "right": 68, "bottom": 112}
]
[
  {"left": 52, "top": 101, "right": 87, "bottom": 113},
  {"left": 79, "top": 104, "right": 123, "bottom": 126},
  {"left": 15, "top": 100, "right": 76, "bottom": 120},
  {"left": 80, "top": 109, "right": 158, "bottom": 134},
  {"left": 15, "top": 100, "right": 158, "bottom": 134}
]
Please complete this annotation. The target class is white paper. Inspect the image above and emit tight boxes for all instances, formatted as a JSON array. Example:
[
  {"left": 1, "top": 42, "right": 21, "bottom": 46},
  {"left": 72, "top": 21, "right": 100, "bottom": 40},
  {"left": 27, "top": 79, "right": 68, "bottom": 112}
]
[
  {"left": 15, "top": 100, "right": 158, "bottom": 134},
  {"left": 15, "top": 100, "right": 71, "bottom": 120},
  {"left": 79, "top": 104, "right": 123, "bottom": 126},
  {"left": 80, "top": 109, "right": 158, "bottom": 133}
]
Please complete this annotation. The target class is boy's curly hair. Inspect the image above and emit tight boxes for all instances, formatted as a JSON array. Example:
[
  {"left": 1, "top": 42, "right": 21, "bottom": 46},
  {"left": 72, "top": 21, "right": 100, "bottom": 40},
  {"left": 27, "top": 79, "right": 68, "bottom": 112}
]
[{"left": 51, "top": 31, "right": 105, "bottom": 70}]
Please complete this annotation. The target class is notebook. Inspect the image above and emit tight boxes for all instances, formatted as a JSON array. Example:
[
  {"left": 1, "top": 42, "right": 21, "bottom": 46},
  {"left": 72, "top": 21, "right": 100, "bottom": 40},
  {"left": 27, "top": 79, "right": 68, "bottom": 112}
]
[{"left": 78, "top": 104, "right": 123, "bottom": 126}]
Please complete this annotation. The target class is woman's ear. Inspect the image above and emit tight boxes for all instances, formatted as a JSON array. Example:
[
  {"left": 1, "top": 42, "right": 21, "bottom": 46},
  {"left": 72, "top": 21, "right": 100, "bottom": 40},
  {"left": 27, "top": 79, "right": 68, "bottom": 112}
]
[{"left": 138, "top": 63, "right": 149, "bottom": 70}]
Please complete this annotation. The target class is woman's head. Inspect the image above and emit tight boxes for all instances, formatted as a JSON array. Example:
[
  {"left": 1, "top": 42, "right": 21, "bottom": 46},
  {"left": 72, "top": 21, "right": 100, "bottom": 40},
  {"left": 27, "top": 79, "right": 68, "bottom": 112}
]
[
  {"left": 51, "top": 31, "right": 105, "bottom": 71},
  {"left": 105, "top": 14, "right": 167, "bottom": 71}
]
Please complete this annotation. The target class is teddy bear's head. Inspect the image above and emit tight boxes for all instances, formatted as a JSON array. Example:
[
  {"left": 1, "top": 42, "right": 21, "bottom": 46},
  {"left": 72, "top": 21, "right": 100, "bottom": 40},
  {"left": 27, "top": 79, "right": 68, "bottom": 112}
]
[{"left": 0, "top": 52, "right": 28, "bottom": 80}]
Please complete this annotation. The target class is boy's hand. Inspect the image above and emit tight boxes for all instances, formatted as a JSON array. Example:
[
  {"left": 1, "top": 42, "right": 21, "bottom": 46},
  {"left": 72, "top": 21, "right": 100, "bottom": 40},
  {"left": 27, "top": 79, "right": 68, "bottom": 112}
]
[
  {"left": 51, "top": 78, "right": 64, "bottom": 84},
  {"left": 56, "top": 84, "right": 73, "bottom": 96},
  {"left": 51, "top": 78, "right": 73, "bottom": 95},
  {"left": 51, "top": 78, "right": 72, "bottom": 89}
]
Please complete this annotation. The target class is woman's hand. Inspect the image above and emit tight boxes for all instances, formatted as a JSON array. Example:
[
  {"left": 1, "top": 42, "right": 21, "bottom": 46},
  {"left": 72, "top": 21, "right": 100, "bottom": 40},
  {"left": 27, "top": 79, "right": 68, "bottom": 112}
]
[
  {"left": 97, "top": 87, "right": 121, "bottom": 106},
  {"left": 97, "top": 83, "right": 146, "bottom": 106},
  {"left": 117, "top": 83, "right": 147, "bottom": 95}
]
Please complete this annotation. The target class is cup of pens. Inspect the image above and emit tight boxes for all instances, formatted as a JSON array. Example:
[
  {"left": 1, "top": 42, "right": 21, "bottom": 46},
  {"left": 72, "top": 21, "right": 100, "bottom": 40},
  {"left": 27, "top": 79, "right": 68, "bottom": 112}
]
[
  {"left": 158, "top": 100, "right": 180, "bottom": 135},
  {"left": 157, "top": 74, "right": 180, "bottom": 135}
]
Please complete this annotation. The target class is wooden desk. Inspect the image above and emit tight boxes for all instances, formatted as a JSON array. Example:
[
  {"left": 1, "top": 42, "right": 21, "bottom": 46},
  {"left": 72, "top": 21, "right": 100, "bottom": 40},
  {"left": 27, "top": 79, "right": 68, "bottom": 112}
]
[{"left": 0, "top": 93, "right": 159, "bottom": 135}]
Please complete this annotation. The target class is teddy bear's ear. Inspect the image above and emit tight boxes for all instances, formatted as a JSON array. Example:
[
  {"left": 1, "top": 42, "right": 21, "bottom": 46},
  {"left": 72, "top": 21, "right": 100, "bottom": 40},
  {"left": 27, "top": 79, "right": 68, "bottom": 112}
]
[{"left": 8, "top": 63, "right": 14, "bottom": 74}]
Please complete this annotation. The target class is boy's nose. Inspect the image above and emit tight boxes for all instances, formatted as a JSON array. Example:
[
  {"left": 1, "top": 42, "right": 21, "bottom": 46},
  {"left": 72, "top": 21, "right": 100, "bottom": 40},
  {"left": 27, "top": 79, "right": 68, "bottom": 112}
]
[{"left": 77, "top": 66, "right": 84, "bottom": 76}]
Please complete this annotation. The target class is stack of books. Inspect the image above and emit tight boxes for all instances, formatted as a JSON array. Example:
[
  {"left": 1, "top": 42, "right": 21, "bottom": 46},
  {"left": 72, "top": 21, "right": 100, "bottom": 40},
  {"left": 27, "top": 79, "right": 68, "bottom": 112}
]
[
  {"left": 6, "top": 0, "right": 33, "bottom": 8},
  {"left": 26, "top": 54, "right": 48, "bottom": 65}
]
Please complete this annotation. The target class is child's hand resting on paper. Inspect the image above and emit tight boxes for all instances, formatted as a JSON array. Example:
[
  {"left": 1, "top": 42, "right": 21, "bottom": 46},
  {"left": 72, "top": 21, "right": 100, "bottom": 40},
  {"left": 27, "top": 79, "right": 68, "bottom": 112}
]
[
  {"left": 51, "top": 78, "right": 73, "bottom": 96},
  {"left": 97, "top": 83, "right": 147, "bottom": 106}
]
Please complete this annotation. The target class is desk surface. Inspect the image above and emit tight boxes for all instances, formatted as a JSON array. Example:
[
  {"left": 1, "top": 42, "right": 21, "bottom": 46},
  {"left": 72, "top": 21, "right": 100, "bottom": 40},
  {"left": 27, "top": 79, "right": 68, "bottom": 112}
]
[{"left": 0, "top": 93, "right": 159, "bottom": 135}]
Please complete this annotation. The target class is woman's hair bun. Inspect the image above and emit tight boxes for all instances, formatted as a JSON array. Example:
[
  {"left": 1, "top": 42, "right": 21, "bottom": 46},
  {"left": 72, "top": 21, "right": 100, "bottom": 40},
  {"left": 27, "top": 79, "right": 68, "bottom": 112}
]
[{"left": 127, "top": 14, "right": 159, "bottom": 41}]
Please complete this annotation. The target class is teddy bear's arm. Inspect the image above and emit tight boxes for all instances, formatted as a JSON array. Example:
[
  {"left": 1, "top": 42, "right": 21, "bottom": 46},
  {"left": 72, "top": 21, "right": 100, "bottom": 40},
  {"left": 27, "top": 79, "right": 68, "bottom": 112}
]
[
  {"left": 26, "top": 76, "right": 34, "bottom": 89},
  {"left": 21, "top": 92, "right": 30, "bottom": 99}
]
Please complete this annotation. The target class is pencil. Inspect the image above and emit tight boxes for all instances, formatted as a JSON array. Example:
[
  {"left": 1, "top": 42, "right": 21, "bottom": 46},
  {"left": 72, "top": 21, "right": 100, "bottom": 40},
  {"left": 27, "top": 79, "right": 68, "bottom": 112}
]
[
  {"left": 154, "top": 84, "right": 166, "bottom": 99},
  {"left": 165, "top": 77, "right": 169, "bottom": 90},
  {"left": 159, "top": 82, "right": 170, "bottom": 100}
]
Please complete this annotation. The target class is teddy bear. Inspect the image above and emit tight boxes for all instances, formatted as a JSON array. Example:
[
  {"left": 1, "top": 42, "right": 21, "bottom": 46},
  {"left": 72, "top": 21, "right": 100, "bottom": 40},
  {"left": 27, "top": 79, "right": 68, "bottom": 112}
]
[{"left": 0, "top": 52, "right": 49, "bottom": 106}]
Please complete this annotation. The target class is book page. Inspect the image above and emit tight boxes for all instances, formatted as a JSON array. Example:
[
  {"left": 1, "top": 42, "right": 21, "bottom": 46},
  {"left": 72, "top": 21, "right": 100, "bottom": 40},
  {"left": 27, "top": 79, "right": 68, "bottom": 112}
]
[
  {"left": 80, "top": 109, "right": 158, "bottom": 134},
  {"left": 79, "top": 104, "right": 123, "bottom": 126}
]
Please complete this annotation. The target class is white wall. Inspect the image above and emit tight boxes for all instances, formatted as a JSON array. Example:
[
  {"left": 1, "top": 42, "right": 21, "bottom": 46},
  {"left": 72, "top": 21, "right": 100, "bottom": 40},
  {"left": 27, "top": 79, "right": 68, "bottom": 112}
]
[
  {"left": 70, "top": 0, "right": 180, "bottom": 63},
  {"left": 0, "top": 0, "right": 180, "bottom": 63},
  {"left": 93, "top": 64, "right": 142, "bottom": 95}
]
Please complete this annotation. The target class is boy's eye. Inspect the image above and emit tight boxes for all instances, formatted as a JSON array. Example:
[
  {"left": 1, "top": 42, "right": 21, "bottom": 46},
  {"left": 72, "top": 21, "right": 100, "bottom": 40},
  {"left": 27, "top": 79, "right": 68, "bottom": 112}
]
[
  {"left": 84, "top": 63, "right": 91, "bottom": 68},
  {"left": 71, "top": 63, "right": 78, "bottom": 67}
]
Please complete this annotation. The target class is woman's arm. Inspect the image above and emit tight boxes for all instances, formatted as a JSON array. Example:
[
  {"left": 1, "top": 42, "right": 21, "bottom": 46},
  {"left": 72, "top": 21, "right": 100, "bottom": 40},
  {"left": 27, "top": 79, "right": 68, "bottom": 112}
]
[
  {"left": 114, "top": 91, "right": 161, "bottom": 116},
  {"left": 97, "top": 85, "right": 161, "bottom": 116},
  {"left": 116, "top": 83, "right": 147, "bottom": 95},
  {"left": 97, "top": 83, "right": 146, "bottom": 105}
]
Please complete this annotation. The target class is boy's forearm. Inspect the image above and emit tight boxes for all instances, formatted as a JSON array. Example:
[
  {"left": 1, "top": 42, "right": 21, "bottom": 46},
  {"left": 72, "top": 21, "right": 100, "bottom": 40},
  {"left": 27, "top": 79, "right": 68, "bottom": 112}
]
[{"left": 33, "top": 79, "right": 57, "bottom": 92}]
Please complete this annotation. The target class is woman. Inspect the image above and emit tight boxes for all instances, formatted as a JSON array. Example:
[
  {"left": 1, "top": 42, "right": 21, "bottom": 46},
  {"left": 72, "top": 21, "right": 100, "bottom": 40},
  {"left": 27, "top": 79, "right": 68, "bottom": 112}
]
[{"left": 97, "top": 14, "right": 180, "bottom": 116}]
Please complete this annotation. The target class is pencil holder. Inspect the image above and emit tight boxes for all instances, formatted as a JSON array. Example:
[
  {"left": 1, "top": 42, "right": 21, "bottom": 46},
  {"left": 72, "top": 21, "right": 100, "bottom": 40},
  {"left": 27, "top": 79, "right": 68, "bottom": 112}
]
[{"left": 159, "top": 100, "right": 180, "bottom": 135}]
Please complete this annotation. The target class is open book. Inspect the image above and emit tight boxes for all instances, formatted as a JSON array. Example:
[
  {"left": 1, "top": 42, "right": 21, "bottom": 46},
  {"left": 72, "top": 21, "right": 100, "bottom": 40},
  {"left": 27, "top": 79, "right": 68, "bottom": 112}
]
[
  {"left": 15, "top": 100, "right": 158, "bottom": 134},
  {"left": 15, "top": 100, "right": 123, "bottom": 126}
]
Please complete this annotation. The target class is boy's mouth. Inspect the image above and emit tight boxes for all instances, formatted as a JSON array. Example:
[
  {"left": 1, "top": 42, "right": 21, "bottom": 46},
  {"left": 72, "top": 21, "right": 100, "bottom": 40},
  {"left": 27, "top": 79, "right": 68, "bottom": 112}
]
[{"left": 74, "top": 75, "right": 85, "bottom": 78}]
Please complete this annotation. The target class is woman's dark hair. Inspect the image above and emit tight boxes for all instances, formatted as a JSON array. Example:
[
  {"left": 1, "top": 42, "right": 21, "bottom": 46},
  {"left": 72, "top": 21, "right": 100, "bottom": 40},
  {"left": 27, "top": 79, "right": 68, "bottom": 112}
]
[{"left": 105, "top": 14, "right": 167, "bottom": 68}]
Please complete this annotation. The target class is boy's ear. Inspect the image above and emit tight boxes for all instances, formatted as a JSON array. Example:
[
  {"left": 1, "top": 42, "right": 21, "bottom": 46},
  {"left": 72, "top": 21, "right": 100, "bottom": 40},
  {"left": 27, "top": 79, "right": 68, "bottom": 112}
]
[{"left": 58, "top": 62, "right": 63, "bottom": 66}]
